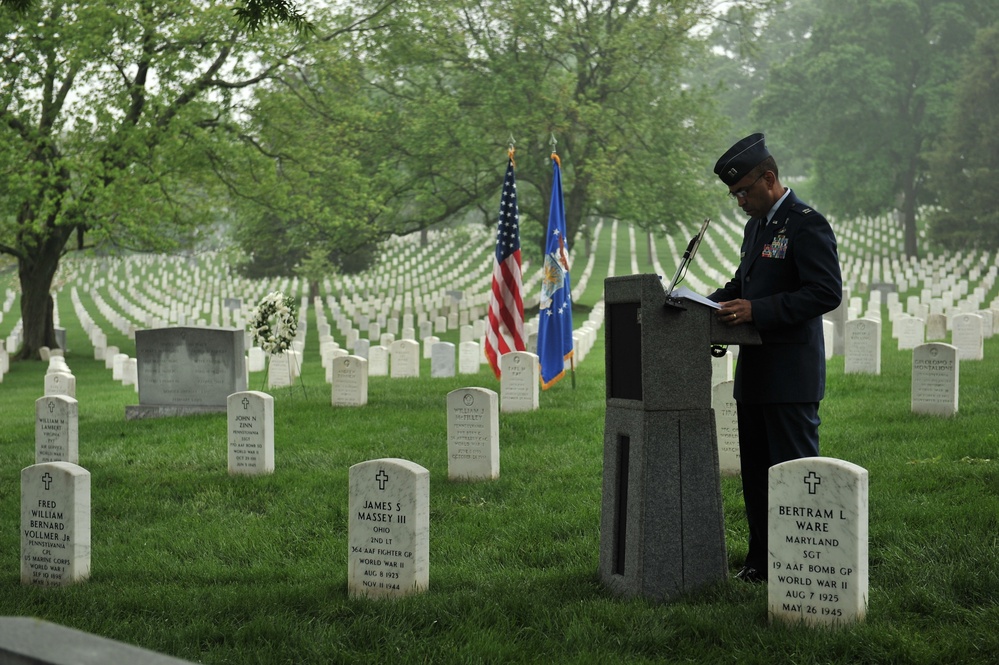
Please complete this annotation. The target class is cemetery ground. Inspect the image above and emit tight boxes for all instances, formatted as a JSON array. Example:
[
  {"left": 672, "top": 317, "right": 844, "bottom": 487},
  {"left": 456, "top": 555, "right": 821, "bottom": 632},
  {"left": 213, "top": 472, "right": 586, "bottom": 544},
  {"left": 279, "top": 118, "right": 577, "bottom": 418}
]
[{"left": 1, "top": 302, "right": 998, "bottom": 663}]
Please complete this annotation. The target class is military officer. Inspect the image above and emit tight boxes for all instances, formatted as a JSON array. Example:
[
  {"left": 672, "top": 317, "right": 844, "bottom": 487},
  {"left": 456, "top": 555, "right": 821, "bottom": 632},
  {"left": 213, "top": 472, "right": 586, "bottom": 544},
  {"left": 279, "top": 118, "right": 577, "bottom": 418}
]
[{"left": 709, "top": 133, "right": 843, "bottom": 583}]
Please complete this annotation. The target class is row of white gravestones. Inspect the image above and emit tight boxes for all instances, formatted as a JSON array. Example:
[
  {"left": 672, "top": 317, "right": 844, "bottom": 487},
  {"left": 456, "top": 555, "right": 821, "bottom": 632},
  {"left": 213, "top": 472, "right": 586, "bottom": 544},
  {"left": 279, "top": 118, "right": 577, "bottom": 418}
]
[
  {"left": 38, "top": 354, "right": 79, "bottom": 465},
  {"left": 44, "top": 354, "right": 76, "bottom": 399},
  {"left": 326, "top": 348, "right": 539, "bottom": 414},
  {"left": 768, "top": 457, "right": 869, "bottom": 627},
  {"left": 328, "top": 340, "right": 486, "bottom": 382},
  {"left": 99, "top": 345, "right": 138, "bottom": 391},
  {"left": 343, "top": 386, "right": 500, "bottom": 597},
  {"left": 714, "top": 339, "right": 959, "bottom": 480}
]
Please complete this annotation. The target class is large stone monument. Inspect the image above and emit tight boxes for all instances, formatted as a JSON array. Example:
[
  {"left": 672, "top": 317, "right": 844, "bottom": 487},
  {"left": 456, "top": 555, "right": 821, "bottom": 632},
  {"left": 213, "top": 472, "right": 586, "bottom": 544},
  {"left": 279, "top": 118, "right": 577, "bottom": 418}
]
[
  {"left": 599, "top": 273, "right": 761, "bottom": 602},
  {"left": 126, "top": 327, "right": 247, "bottom": 419}
]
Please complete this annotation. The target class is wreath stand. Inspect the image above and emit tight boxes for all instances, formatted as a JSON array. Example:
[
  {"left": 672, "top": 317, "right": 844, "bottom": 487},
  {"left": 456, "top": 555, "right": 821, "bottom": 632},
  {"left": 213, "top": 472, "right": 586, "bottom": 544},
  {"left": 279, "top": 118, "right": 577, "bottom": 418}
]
[
  {"left": 249, "top": 291, "right": 309, "bottom": 400},
  {"left": 260, "top": 350, "right": 309, "bottom": 399}
]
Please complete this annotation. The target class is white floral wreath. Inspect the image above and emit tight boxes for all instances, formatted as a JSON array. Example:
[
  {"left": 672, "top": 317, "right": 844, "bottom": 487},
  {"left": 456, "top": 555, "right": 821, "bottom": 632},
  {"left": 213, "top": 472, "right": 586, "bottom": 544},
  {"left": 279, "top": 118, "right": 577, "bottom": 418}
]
[{"left": 249, "top": 291, "right": 299, "bottom": 354}]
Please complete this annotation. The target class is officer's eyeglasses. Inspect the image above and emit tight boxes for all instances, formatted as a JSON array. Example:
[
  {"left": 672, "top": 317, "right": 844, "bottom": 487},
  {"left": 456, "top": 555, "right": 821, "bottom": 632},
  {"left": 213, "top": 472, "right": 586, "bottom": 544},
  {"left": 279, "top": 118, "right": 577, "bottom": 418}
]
[{"left": 729, "top": 173, "right": 766, "bottom": 199}]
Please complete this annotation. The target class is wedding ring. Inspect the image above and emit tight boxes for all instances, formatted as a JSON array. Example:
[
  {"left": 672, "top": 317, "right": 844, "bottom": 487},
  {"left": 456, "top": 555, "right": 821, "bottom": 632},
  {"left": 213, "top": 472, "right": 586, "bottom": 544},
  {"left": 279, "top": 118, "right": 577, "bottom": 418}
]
[{"left": 732, "top": 313, "right": 737, "bottom": 320}]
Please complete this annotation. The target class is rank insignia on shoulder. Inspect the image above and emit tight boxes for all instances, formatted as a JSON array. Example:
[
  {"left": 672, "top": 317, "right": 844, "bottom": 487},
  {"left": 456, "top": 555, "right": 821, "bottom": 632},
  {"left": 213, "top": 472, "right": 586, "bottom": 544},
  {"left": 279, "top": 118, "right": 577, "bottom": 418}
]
[{"left": 802, "top": 207, "right": 812, "bottom": 214}]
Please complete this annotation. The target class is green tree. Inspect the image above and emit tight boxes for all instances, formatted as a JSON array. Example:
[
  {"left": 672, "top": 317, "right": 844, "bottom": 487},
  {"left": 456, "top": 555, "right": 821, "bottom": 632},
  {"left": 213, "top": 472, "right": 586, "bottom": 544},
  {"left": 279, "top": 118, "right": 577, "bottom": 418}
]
[
  {"left": 2, "top": 0, "right": 310, "bottom": 32},
  {"left": 351, "top": 0, "right": 725, "bottom": 252},
  {"left": 754, "top": 0, "right": 995, "bottom": 258},
  {"left": 0, "top": 1, "right": 389, "bottom": 359},
  {"left": 222, "top": 45, "right": 487, "bottom": 279},
  {"left": 926, "top": 23, "right": 999, "bottom": 250},
  {"left": 693, "top": 0, "right": 818, "bottom": 175}
]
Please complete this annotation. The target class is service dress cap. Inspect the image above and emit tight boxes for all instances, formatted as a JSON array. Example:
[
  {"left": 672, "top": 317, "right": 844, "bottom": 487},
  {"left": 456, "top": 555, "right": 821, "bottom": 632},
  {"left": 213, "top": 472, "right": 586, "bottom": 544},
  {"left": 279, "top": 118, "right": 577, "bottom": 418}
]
[{"left": 714, "top": 133, "right": 771, "bottom": 186}]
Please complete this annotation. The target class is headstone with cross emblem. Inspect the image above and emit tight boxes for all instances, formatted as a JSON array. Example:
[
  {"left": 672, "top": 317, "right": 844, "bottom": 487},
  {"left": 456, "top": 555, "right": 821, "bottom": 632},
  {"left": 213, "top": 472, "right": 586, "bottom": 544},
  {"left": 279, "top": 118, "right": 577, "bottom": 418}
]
[
  {"left": 35, "top": 396, "right": 79, "bottom": 465},
  {"left": 446, "top": 387, "right": 499, "bottom": 480},
  {"left": 347, "top": 458, "right": 429, "bottom": 598},
  {"left": 20, "top": 461, "right": 91, "bottom": 586},
  {"left": 768, "top": 457, "right": 869, "bottom": 626},
  {"left": 226, "top": 391, "right": 274, "bottom": 475}
]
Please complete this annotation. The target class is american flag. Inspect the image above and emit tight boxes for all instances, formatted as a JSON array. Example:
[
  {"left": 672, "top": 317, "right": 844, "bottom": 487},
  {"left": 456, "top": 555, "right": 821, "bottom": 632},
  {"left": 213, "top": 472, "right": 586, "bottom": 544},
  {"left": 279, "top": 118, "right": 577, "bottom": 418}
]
[{"left": 485, "top": 153, "right": 526, "bottom": 378}]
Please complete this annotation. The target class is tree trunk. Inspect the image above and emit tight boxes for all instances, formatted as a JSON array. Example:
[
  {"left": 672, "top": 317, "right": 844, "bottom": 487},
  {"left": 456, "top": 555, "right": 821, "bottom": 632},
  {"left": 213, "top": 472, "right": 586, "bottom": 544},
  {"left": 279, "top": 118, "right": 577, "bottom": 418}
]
[
  {"left": 14, "top": 208, "right": 75, "bottom": 361},
  {"left": 16, "top": 252, "right": 61, "bottom": 361},
  {"left": 902, "top": 194, "right": 919, "bottom": 259}
]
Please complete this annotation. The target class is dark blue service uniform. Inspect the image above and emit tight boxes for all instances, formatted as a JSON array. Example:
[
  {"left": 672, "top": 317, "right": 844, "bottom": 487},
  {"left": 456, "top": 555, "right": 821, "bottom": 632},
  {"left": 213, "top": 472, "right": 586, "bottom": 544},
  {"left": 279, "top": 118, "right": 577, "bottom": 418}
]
[{"left": 709, "top": 190, "right": 842, "bottom": 574}]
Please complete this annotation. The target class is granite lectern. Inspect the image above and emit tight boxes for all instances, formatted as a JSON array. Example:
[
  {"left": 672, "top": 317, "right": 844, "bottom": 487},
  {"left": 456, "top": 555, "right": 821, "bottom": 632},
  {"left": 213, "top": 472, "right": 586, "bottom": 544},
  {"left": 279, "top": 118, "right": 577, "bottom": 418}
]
[{"left": 599, "top": 273, "right": 761, "bottom": 602}]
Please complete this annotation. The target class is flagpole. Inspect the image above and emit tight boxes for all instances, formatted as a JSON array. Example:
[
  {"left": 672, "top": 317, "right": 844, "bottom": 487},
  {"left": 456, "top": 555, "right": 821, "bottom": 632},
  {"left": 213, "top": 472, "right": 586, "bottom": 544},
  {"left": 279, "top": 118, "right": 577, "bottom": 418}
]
[{"left": 552, "top": 134, "right": 576, "bottom": 391}]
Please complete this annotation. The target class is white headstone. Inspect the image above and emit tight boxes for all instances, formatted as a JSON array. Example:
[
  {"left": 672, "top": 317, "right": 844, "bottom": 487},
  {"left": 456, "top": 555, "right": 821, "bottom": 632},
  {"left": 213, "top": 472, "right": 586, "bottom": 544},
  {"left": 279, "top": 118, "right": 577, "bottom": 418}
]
[
  {"left": 268, "top": 352, "right": 294, "bottom": 388},
  {"left": 711, "top": 381, "right": 739, "bottom": 475},
  {"left": 844, "top": 319, "right": 881, "bottom": 375},
  {"left": 332, "top": 355, "right": 368, "bottom": 407},
  {"left": 458, "top": 341, "right": 481, "bottom": 375},
  {"left": 347, "top": 458, "right": 429, "bottom": 598},
  {"left": 711, "top": 352, "right": 732, "bottom": 387},
  {"left": 368, "top": 346, "right": 389, "bottom": 377},
  {"left": 21, "top": 462, "right": 91, "bottom": 586},
  {"left": 950, "top": 313, "right": 983, "bottom": 361},
  {"left": 247, "top": 347, "right": 266, "bottom": 372},
  {"left": 500, "top": 351, "right": 539, "bottom": 412},
  {"left": 430, "top": 342, "right": 455, "bottom": 378},
  {"left": 768, "top": 457, "right": 868, "bottom": 627},
  {"left": 446, "top": 387, "right": 500, "bottom": 481},
  {"left": 422, "top": 336, "right": 439, "bottom": 360},
  {"left": 43, "top": 371, "right": 76, "bottom": 398},
  {"left": 925, "top": 313, "right": 947, "bottom": 341},
  {"left": 111, "top": 353, "right": 129, "bottom": 380},
  {"left": 35, "top": 396, "right": 79, "bottom": 464},
  {"left": 227, "top": 391, "right": 275, "bottom": 475},
  {"left": 121, "top": 358, "right": 138, "bottom": 387},
  {"left": 390, "top": 340, "right": 420, "bottom": 378},
  {"left": 911, "top": 343, "right": 959, "bottom": 417},
  {"left": 895, "top": 317, "right": 925, "bottom": 351},
  {"left": 823, "top": 319, "right": 835, "bottom": 360}
]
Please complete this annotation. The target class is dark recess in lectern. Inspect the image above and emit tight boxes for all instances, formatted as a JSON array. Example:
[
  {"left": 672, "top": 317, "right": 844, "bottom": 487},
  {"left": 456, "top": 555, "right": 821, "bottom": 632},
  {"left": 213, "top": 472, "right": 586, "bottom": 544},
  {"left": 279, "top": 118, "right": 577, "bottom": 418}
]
[{"left": 607, "top": 302, "right": 642, "bottom": 401}]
